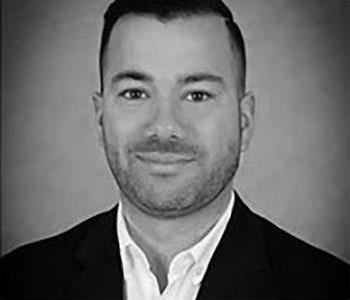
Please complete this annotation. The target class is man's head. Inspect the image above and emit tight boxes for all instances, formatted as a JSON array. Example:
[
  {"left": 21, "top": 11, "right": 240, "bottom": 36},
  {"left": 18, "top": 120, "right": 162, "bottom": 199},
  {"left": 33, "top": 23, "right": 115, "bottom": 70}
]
[{"left": 93, "top": 0, "right": 254, "bottom": 219}]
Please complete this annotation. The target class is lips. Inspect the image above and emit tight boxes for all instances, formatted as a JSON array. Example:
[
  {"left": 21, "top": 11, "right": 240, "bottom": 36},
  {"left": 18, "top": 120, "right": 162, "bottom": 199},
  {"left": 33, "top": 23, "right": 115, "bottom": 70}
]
[
  {"left": 134, "top": 152, "right": 195, "bottom": 176},
  {"left": 135, "top": 152, "right": 195, "bottom": 165}
]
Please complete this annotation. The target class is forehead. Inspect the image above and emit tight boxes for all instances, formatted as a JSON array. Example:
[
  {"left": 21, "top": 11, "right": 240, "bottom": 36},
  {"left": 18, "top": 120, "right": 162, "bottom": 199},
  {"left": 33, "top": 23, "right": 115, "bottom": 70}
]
[{"left": 104, "top": 14, "right": 236, "bottom": 82}]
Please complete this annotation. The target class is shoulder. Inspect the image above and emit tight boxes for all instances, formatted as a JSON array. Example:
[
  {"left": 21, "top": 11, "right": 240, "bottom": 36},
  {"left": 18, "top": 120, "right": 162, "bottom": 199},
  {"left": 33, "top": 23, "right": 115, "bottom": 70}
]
[
  {"left": 0, "top": 205, "right": 118, "bottom": 297},
  {"left": 249, "top": 207, "right": 349, "bottom": 297},
  {"left": 1, "top": 205, "right": 117, "bottom": 262}
]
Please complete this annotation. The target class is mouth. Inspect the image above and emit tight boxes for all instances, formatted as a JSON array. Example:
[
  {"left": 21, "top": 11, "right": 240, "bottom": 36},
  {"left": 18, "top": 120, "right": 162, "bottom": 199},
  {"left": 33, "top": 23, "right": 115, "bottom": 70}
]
[
  {"left": 136, "top": 152, "right": 194, "bottom": 164},
  {"left": 134, "top": 152, "right": 195, "bottom": 175}
]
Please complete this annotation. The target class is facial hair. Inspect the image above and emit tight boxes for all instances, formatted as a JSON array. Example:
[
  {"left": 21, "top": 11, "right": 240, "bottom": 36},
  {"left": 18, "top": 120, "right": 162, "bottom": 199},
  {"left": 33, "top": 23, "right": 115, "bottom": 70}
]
[{"left": 104, "top": 133, "right": 241, "bottom": 219}]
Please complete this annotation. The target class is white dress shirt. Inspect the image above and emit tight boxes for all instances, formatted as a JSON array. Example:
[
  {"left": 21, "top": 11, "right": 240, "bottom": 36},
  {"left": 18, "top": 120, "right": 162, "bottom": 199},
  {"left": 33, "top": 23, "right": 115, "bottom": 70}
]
[{"left": 117, "top": 192, "right": 235, "bottom": 300}]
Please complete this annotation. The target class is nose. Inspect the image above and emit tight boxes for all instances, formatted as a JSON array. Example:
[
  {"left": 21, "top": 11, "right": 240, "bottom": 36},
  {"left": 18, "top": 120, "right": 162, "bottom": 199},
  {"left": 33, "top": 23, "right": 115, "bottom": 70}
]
[{"left": 144, "top": 97, "right": 185, "bottom": 141}]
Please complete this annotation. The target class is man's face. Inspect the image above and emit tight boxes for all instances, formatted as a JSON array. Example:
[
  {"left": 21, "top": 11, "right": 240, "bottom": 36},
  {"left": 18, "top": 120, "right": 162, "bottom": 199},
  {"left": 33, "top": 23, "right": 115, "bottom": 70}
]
[{"left": 97, "top": 14, "right": 245, "bottom": 218}]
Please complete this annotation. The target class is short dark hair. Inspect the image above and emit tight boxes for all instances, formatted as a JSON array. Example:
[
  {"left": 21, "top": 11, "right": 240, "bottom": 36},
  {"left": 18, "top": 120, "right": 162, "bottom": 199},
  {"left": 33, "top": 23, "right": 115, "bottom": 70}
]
[{"left": 99, "top": 0, "right": 246, "bottom": 95}]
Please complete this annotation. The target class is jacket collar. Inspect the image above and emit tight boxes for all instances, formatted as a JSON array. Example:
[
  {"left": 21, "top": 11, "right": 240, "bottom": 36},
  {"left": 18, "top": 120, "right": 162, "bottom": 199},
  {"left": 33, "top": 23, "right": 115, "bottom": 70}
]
[
  {"left": 197, "top": 191, "right": 277, "bottom": 299},
  {"left": 66, "top": 205, "right": 124, "bottom": 299},
  {"left": 66, "top": 192, "right": 276, "bottom": 299}
]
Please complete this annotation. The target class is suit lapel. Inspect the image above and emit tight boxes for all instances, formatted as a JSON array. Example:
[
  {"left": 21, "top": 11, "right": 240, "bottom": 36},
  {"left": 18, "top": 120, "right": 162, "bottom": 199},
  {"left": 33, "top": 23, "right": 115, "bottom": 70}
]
[
  {"left": 197, "top": 192, "right": 277, "bottom": 299},
  {"left": 64, "top": 193, "right": 277, "bottom": 299},
  {"left": 65, "top": 205, "right": 124, "bottom": 299}
]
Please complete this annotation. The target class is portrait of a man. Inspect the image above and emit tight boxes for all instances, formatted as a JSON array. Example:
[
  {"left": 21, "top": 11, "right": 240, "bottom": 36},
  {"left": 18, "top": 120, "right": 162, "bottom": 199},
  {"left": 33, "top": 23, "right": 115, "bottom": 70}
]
[{"left": 1, "top": 0, "right": 349, "bottom": 299}]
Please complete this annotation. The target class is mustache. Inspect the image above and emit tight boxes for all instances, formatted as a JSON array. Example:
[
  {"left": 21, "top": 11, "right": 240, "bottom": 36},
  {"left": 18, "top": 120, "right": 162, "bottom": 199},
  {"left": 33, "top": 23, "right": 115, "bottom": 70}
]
[{"left": 130, "top": 136, "right": 200, "bottom": 156}]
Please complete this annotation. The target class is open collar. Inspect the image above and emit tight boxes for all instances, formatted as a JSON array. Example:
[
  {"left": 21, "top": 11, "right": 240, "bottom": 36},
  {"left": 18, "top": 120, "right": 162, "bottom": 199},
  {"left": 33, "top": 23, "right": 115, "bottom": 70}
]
[
  {"left": 65, "top": 192, "right": 276, "bottom": 299},
  {"left": 117, "top": 192, "right": 235, "bottom": 285}
]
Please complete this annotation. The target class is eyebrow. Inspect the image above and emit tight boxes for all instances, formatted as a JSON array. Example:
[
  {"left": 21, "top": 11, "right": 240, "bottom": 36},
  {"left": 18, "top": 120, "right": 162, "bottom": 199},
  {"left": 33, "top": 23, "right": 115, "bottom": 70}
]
[
  {"left": 111, "top": 70, "right": 154, "bottom": 85},
  {"left": 110, "top": 70, "right": 224, "bottom": 87},
  {"left": 178, "top": 73, "right": 225, "bottom": 86}
]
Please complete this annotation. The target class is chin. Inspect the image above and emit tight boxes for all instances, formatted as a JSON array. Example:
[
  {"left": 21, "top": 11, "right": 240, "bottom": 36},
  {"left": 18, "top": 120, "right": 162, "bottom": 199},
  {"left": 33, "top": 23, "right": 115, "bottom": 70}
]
[
  {"left": 131, "top": 195, "right": 209, "bottom": 219},
  {"left": 125, "top": 176, "right": 215, "bottom": 219}
]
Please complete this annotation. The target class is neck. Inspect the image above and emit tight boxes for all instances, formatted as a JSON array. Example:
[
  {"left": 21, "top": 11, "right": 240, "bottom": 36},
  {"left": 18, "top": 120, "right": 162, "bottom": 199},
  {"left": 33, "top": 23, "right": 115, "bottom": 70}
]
[{"left": 120, "top": 183, "right": 233, "bottom": 275}]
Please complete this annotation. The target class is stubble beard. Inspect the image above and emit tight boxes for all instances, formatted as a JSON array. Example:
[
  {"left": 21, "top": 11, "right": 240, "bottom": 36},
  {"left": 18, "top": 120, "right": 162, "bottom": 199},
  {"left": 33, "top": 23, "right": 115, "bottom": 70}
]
[{"left": 104, "top": 138, "right": 241, "bottom": 219}]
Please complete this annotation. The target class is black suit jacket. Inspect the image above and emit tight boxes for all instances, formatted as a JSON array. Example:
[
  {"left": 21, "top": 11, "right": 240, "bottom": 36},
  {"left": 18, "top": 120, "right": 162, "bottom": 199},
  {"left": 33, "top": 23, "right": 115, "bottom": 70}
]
[{"left": 1, "top": 192, "right": 349, "bottom": 299}]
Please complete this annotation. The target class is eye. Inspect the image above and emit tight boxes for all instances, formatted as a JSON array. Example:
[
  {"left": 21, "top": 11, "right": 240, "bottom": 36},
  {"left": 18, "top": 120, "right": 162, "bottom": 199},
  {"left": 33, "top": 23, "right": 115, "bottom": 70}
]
[
  {"left": 118, "top": 89, "right": 149, "bottom": 101},
  {"left": 184, "top": 91, "right": 213, "bottom": 103}
]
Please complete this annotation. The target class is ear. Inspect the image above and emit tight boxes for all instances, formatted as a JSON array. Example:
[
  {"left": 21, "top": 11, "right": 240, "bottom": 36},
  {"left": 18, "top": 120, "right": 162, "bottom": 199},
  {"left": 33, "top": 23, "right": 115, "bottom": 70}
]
[
  {"left": 91, "top": 91, "right": 104, "bottom": 148},
  {"left": 239, "top": 91, "right": 255, "bottom": 152}
]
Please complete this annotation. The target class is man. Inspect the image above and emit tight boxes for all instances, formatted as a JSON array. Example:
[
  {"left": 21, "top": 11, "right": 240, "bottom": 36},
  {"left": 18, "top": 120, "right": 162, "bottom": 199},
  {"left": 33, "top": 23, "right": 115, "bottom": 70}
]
[{"left": 1, "top": 0, "right": 349, "bottom": 299}]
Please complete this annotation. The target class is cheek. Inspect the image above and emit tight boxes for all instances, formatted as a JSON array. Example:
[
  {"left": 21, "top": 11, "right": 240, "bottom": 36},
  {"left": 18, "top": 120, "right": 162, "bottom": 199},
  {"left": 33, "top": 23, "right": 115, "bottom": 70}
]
[
  {"left": 196, "top": 109, "right": 240, "bottom": 160},
  {"left": 102, "top": 106, "right": 142, "bottom": 155}
]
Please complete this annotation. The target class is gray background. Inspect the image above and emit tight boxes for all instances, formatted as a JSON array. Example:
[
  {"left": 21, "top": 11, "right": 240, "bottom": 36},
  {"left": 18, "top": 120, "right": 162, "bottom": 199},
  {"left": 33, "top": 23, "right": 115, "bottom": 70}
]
[{"left": 1, "top": 0, "right": 349, "bottom": 263}]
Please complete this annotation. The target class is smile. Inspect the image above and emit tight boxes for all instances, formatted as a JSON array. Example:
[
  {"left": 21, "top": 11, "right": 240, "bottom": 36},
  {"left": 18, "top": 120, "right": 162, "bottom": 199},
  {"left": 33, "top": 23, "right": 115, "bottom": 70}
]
[{"left": 135, "top": 152, "right": 195, "bottom": 174}]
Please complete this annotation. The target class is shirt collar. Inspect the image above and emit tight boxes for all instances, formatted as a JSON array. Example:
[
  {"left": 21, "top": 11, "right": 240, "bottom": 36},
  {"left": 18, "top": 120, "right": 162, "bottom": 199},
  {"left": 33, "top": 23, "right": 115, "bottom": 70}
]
[
  {"left": 189, "top": 192, "right": 234, "bottom": 261},
  {"left": 117, "top": 200, "right": 150, "bottom": 273},
  {"left": 117, "top": 200, "right": 133, "bottom": 250},
  {"left": 183, "top": 192, "right": 234, "bottom": 284},
  {"left": 117, "top": 191, "right": 235, "bottom": 284}
]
